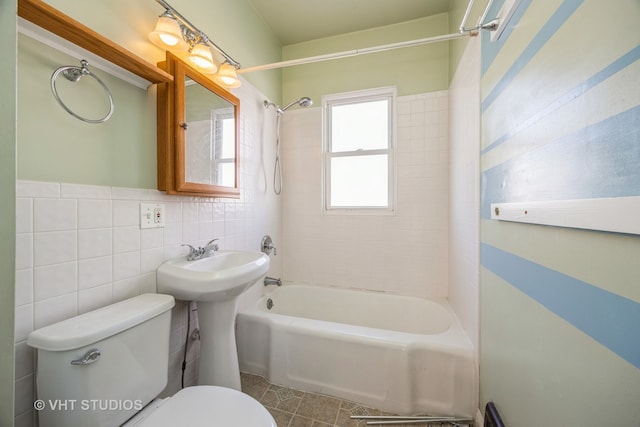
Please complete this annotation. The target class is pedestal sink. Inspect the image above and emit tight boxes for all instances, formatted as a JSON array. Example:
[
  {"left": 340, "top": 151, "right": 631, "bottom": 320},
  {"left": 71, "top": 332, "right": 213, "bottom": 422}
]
[{"left": 157, "top": 250, "right": 269, "bottom": 390}]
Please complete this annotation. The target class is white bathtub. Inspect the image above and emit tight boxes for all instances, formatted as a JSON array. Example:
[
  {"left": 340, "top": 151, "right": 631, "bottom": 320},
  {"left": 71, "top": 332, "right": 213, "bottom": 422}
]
[{"left": 236, "top": 284, "right": 478, "bottom": 417}]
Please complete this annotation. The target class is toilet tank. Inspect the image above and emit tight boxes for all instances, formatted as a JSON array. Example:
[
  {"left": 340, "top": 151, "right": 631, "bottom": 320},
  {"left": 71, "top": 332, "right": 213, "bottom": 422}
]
[{"left": 27, "top": 294, "right": 175, "bottom": 427}]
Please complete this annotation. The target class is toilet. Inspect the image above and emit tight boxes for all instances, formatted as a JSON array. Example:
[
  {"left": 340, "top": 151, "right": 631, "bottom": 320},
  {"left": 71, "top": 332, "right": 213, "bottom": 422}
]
[{"left": 27, "top": 293, "right": 276, "bottom": 427}]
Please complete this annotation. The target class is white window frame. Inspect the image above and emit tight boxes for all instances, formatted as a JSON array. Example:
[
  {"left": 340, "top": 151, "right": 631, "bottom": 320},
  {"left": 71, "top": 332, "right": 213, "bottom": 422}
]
[
  {"left": 322, "top": 87, "right": 396, "bottom": 213},
  {"left": 211, "top": 107, "right": 235, "bottom": 186}
]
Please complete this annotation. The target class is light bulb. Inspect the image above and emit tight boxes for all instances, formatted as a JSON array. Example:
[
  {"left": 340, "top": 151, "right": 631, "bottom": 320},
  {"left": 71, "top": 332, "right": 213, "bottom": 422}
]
[
  {"left": 149, "top": 13, "right": 187, "bottom": 51},
  {"left": 189, "top": 43, "right": 216, "bottom": 70},
  {"left": 158, "top": 32, "right": 179, "bottom": 47},
  {"left": 214, "top": 62, "right": 241, "bottom": 88}
]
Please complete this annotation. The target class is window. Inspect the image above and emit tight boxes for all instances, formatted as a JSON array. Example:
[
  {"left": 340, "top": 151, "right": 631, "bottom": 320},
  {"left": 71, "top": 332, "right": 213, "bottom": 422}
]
[
  {"left": 212, "top": 108, "right": 235, "bottom": 187},
  {"left": 323, "top": 87, "right": 395, "bottom": 211}
]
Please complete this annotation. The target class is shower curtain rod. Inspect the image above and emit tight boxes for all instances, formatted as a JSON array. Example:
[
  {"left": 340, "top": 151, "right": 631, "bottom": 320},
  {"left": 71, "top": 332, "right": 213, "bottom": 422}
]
[
  {"left": 239, "top": 32, "right": 469, "bottom": 74},
  {"left": 239, "top": 0, "right": 496, "bottom": 74}
]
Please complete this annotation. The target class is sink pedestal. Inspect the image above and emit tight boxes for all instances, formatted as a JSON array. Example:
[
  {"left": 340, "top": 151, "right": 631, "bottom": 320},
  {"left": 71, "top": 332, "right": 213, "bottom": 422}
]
[
  {"left": 196, "top": 299, "right": 241, "bottom": 390},
  {"left": 156, "top": 250, "right": 270, "bottom": 391}
]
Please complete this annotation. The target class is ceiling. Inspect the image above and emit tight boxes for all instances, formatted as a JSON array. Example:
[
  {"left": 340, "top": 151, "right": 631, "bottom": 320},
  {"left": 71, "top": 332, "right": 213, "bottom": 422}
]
[{"left": 248, "top": 0, "right": 451, "bottom": 46}]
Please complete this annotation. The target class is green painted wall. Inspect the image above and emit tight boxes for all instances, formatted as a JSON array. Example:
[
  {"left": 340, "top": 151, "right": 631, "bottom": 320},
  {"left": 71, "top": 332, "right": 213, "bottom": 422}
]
[
  {"left": 0, "top": 0, "right": 16, "bottom": 424},
  {"left": 18, "top": 0, "right": 282, "bottom": 188},
  {"left": 479, "top": 0, "right": 640, "bottom": 425},
  {"left": 281, "top": 13, "right": 449, "bottom": 103},
  {"left": 18, "top": 35, "right": 157, "bottom": 188}
]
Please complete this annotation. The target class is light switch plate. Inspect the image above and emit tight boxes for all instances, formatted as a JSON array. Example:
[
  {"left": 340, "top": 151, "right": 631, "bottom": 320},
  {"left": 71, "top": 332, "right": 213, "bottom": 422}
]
[{"left": 140, "top": 203, "right": 165, "bottom": 229}]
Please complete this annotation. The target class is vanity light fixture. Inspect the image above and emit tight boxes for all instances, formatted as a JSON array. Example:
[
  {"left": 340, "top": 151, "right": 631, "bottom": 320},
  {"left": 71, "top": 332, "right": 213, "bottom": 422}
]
[
  {"left": 148, "top": 0, "right": 241, "bottom": 87},
  {"left": 213, "top": 61, "right": 241, "bottom": 88}
]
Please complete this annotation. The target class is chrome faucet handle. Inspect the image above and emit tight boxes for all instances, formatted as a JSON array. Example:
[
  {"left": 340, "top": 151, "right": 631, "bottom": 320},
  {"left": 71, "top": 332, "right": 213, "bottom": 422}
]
[
  {"left": 261, "top": 235, "right": 277, "bottom": 256},
  {"left": 181, "top": 244, "right": 199, "bottom": 260},
  {"left": 181, "top": 243, "right": 197, "bottom": 252},
  {"left": 205, "top": 238, "right": 220, "bottom": 254},
  {"left": 267, "top": 243, "right": 277, "bottom": 256}
]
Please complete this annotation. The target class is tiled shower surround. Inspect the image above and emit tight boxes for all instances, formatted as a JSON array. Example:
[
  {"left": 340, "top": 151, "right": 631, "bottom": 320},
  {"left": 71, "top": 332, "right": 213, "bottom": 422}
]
[
  {"left": 12, "top": 89, "right": 459, "bottom": 426},
  {"left": 282, "top": 91, "right": 450, "bottom": 298}
]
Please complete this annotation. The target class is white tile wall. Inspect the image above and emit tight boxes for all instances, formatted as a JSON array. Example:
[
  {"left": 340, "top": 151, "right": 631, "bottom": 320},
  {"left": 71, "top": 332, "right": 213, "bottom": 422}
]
[
  {"left": 13, "top": 78, "right": 282, "bottom": 426},
  {"left": 448, "top": 37, "right": 480, "bottom": 351},
  {"left": 281, "top": 91, "right": 450, "bottom": 298}
]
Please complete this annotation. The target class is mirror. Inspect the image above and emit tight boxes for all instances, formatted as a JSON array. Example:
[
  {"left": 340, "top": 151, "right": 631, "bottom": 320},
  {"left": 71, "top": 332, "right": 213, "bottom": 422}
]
[
  {"left": 184, "top": 77, "right": 236, "bottom": 187},
  {"left": 157, "top": 52, "right": 240, "bottom": 198}
]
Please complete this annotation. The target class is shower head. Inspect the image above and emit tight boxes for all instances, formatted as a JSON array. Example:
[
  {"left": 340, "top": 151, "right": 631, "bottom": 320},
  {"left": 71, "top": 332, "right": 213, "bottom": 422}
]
[
  {"left": 281, "top": 97, "right": 313, "bottom": 113},
  {"left": 298, "top": 97, "right": 313, "bottom": 107}
]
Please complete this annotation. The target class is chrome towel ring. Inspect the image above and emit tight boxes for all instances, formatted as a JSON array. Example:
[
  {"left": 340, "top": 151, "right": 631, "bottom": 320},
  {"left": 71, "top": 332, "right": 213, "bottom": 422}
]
[{"left": 50, "top": 59, "right": 114, "bottom": 124}]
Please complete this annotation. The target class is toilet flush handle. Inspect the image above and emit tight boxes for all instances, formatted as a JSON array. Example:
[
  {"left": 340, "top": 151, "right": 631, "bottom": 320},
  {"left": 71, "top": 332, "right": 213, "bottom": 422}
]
[{"left": 71, "top": 348, "right": 101, "bottom": 366}]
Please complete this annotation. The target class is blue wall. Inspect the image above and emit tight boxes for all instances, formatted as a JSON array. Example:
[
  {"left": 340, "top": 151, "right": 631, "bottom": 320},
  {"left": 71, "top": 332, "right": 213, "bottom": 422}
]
[{"left": 479, "top": 0, "right": 640, "bottom": 425}]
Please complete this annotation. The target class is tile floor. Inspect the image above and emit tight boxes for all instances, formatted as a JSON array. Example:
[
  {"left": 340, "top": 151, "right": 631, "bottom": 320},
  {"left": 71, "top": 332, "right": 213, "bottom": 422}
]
[{"left": 240, "top": 372, "right": 472, "bottom": 427}]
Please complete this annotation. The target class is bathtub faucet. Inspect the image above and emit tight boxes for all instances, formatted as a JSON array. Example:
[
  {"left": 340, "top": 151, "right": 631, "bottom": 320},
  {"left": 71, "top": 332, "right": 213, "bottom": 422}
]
[
  {"left": 264, "top": 277, "right": 282, "bottom": 287},
  {"left": 182, "top": 239, "right": 220, "bottom": 261}
]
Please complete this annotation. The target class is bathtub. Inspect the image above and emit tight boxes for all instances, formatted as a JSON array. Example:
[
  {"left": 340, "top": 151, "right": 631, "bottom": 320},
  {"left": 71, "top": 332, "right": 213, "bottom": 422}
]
[{"left": 236, "top": 284, "right": 478, "bottom": 417}]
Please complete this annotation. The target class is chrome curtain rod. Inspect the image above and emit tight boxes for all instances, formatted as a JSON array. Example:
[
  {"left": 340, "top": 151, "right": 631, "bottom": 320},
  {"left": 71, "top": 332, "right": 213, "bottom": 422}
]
[
  {"left": 239, "top": 0, "right": 497, "bottom": 74},
  {"left": 154, "top": 0, "right": 241, "bottom": 68},
  {"left": 350, "top": 414, "right": 474, "bottom": 425},
  {"left": 239, "top": 32, "right": 469, "bottom": 74},
  {"left": 460, "top": 0, "right": 478, "bottom": 32}
]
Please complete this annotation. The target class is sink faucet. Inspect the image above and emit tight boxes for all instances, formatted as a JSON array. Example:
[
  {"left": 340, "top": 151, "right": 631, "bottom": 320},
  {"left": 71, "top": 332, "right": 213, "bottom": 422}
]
[{"left": 182, "top": 239, "right": 220, "bottom": 261}]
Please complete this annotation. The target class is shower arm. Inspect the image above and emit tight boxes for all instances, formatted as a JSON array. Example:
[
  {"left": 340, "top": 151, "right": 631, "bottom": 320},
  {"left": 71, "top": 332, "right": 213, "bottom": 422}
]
[
  {"left": 264, "top": 97, "right": 313, "bottom": 115},
  {"left": 281, "top": 99, "right": 299, "bottom": 111}
]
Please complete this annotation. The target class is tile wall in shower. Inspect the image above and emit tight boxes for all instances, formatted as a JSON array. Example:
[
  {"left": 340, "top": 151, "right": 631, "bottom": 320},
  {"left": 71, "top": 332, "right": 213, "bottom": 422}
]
[{"left": 281, "top": 91, "right": 450, "bottom": 299}]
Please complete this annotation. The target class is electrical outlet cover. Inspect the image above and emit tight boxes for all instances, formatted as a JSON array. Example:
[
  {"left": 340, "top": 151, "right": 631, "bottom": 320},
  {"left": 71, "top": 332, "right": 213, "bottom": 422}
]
[{"left": 140, "top": 203, "right": 166, "bottom": 229}]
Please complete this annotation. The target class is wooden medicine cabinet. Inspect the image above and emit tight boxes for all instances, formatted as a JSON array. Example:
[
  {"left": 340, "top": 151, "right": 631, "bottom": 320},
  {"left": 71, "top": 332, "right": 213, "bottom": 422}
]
[{"left": 157, "top": 52, "right": 240, "bottom": 198}]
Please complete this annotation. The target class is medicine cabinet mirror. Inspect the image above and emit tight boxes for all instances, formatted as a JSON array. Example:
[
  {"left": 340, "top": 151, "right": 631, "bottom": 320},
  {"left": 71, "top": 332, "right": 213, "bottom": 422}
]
[{"left": 157, "top": 52, "right": 240, "bottom": 198}]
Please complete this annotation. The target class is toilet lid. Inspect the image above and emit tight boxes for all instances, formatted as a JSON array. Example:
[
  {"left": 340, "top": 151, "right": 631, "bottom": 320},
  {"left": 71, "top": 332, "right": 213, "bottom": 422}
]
[{"left": 136, "top": 386, "right": 276, "bottom": 427}]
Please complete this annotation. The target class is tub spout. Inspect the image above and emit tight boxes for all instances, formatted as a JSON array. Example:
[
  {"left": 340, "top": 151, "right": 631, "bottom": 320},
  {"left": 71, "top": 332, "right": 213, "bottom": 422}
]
[{"left": 264, "top": 277, "right": 282, "bottom": 287}]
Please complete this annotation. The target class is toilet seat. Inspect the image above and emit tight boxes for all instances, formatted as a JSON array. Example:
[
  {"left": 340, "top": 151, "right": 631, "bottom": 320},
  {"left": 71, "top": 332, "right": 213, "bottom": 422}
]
[{"left": 129, "top": 386, "right": 276, "bottom": 427}]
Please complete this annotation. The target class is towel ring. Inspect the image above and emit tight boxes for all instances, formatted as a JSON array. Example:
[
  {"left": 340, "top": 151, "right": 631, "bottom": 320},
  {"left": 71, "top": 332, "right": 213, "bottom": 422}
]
[{"left": 51, "top": 60, "right": 114, "bottom": 124}]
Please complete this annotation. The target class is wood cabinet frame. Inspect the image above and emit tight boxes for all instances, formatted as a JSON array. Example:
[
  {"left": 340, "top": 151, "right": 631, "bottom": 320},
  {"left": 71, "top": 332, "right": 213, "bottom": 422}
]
[{"left": 157, "top": 52, "right": 240, "bottom": 198}]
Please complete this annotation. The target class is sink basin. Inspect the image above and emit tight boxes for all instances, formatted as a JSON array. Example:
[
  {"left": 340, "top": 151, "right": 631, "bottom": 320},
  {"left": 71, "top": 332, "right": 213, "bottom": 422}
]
[{"left": 157, "top": 250, "right": 270, "bottom": 302}]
